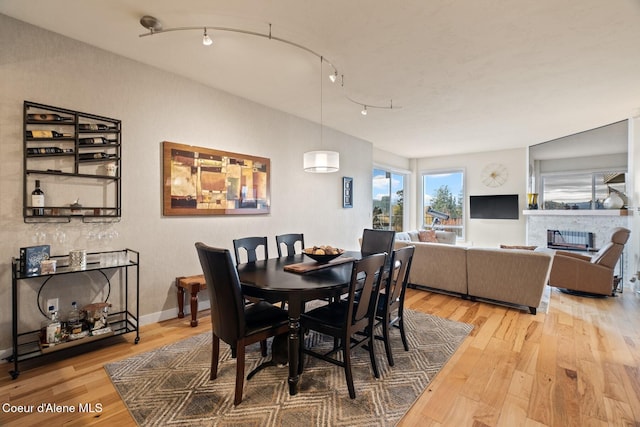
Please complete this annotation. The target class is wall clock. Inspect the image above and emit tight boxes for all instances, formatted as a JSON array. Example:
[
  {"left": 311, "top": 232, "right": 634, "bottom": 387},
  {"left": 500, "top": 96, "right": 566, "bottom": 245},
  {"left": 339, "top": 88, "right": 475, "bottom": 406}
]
[{"left": 481, "top": 163, "right": 508, "bottom": 187}]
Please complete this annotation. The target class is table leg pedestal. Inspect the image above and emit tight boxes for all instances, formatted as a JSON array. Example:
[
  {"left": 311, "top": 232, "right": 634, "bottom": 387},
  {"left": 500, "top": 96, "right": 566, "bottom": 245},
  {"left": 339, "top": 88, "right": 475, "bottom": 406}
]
[{"left": 287, "top": 298, "right": 303, "bottom": 396}]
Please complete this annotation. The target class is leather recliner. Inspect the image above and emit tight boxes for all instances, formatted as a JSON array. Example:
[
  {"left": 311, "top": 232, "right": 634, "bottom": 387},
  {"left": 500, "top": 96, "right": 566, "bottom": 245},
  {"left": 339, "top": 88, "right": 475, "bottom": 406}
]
[{"left": 549, "top": 227, "right": 630, "bottom": 296}]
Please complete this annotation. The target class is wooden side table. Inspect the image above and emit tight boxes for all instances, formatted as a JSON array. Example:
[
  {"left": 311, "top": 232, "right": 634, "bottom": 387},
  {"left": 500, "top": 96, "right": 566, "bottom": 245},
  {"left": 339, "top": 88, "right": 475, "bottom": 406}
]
[{"left": 175, "top": 274, "right": 206, "bottom": 327}]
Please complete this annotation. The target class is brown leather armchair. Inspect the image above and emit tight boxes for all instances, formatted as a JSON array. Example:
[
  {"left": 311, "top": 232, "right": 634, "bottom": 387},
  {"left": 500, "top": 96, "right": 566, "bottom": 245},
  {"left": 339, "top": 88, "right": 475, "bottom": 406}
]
[{"left": 549, "top": 227, "right": 630, "bottom": 296}]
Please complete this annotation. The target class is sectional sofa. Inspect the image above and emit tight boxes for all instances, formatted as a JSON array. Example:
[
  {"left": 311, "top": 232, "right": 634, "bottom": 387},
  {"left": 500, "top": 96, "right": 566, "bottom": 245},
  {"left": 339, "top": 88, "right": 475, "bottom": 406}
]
[{"left": 395, "top": 231, "right": 553, "bottom": 314}]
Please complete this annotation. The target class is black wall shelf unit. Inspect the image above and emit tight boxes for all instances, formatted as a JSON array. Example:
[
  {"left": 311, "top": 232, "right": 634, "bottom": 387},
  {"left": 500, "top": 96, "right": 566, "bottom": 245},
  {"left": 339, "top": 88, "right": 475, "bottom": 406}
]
[{"left": 23, "top": 101, "right": 122, "bottom": 223}]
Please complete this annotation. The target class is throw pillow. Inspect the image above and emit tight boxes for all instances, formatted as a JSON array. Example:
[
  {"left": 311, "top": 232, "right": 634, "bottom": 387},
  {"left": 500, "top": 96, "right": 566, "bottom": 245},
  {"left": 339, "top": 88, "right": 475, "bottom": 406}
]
[
  {"left": 418, "top": 230, "right": 438, "bottom": 243},
  {"left": 499, "top": 244, "right": 537, "bottom": 250}
]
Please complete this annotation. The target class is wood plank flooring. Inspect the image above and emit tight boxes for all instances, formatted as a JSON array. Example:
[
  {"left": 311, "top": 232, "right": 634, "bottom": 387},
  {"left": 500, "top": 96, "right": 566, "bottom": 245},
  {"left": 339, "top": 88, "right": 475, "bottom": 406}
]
[{"left": 1, "top": 285, "right": 639, "bottom": 426}]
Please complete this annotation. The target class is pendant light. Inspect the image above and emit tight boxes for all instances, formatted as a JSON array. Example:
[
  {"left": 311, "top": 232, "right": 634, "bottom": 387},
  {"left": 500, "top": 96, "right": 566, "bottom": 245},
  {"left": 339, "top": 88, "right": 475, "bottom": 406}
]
[
  {"left": 304, "top": 56, "right": 339, "bottom": 173},
  {"left": 303, "top": 150, "right": 339, "bottom": 173}
]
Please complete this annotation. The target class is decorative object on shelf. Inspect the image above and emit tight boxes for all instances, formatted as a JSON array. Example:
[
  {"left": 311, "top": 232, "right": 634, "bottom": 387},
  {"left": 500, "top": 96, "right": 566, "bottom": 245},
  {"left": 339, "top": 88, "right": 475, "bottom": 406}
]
[
  {"left": 481, "top": 163, "right": 508, "bottom": 187},
  {"left": 527, "top": 193, "right": 539, "bottom": 209},
  {"left": 343, "top": 177, "right": 353, "bottom": 208},
  {"left": 602, "top": 173, "right": 627, "bottom": 209},
  {"left": 69, "top": 249, "right": 87, "bottom": 270},
  {"left": 105, "top": 162, "right": 118, "bottom": 177},
  {"left": 19, "top": 244, "right": 50, "bottom": 275},
  {"left": 603, "top": 190, "right": 624, "bottom": 209},
  {"left": 70, "top": 199, "right": 82, "bottom": 214},
  {"left": 138, "top": 15, "right": 400, "bottom": 117},
  {"left": 163, "top": 141, "right": 270, "bottom": 216},
  {"left": 39, "top": 259, "right": 57, "bottom": 274},
  {"left": 83, "top": 302, "right": 112, "bottom": 333}
]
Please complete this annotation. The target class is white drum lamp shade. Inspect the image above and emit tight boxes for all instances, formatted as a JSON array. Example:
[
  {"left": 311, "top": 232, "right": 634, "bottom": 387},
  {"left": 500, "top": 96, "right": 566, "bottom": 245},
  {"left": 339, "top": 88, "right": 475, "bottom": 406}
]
[{"left": 303, "top": 150, "right": 340, "bottom": 173}]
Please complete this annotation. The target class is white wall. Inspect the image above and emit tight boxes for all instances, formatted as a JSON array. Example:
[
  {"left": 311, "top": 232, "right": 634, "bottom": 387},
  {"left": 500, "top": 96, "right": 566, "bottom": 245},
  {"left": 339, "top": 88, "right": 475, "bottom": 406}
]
[
  {"left": 415, "top": 148, "right": 528, "bottom": 247},
  {"left": 373, "top": 147, "right": 410, "bottom": 171},
  {"left": 0, "top": 15, "right": 373, "bottom": 353},
  {"left": 630, "top": 117, "right": 640, "bottom": 280}
]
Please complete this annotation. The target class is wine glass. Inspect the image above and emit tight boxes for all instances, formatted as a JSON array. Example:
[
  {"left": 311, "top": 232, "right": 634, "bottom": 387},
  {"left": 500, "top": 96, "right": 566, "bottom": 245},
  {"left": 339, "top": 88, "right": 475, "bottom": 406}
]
[
  {"left": 32, "top": 225, "right": 46, "bottom": 245},
  {"left": 53, "top": 225, "right": 67, "bottom": 247}
]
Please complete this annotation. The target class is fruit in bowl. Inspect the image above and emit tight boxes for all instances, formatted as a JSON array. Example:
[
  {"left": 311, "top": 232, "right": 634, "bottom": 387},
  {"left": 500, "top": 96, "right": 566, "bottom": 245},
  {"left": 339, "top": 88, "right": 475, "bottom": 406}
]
[{"left": 303, "top": 245, "right": 345, "bottom": 264}]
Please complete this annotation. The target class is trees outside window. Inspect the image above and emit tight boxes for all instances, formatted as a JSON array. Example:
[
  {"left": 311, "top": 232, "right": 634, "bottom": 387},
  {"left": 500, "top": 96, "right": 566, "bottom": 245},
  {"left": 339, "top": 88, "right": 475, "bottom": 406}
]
[
  {"left": 372, "top": 168, "right": 405, "bottom": 231},
  {"left": 422, "top": 170, "right": 464, "bottom": 239}
]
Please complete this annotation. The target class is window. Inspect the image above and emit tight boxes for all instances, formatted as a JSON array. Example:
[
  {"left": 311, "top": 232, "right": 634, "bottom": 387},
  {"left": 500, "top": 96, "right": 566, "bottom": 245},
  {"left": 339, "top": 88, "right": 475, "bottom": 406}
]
[
  {"left": 422, "top": 170, "right": 464, "bottom": 239},
  {"left": 541, "top": 170, "right": 626, "bottom": 209},
  {"left": 372, "top": 168, "right": 405, "bottom": 231}
]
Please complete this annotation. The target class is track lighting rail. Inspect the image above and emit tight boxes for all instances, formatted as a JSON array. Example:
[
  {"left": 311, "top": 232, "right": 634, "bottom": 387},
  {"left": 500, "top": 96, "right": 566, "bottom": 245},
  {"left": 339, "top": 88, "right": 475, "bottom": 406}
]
[{"left": 138, "top": 15, "right": 400, "bottom": 114}]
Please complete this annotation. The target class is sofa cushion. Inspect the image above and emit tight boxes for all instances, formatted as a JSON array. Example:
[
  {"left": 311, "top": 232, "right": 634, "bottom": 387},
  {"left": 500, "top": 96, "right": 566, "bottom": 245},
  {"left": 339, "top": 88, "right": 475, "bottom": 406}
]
[
  {"left": 435, "top": 231, "right": 456, "bottom": 245},
  {"left": 418, "top": 230, "right": 438, "bottom": 243},
  {"left": 395, "top": 232, "right": 412, "bottom": 242},
  {"left": 397, "top": 230, "right": 456, "bottom": 245},
  {"left": 407, "top": 231, "right": 420, "bottom": 242},
  {"left": 500, "top": 244, "right": 537, "bottom": 250}
]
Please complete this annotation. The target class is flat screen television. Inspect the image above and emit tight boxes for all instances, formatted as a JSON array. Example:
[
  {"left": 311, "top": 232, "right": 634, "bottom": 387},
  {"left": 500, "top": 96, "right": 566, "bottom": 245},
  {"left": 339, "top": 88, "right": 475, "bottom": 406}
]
[{"left": 469, "top": 194, "right": 519, "bottom": 219}]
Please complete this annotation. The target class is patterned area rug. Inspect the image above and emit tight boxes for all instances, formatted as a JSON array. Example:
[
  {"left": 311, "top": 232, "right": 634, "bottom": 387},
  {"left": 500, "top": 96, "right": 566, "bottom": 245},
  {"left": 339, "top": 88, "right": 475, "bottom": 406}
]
[{"left": 105, "top": 310, "right": 473, "bottom": 426}]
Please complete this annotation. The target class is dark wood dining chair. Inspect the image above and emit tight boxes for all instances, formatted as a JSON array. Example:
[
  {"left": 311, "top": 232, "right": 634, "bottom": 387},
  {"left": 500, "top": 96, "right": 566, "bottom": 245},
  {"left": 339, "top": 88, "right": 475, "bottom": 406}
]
[
  {"left": 195, "top": 242, "right": 289, "bottom": 405},
  {"left": 300, "top": 252, "right": 387, "bottom": 399},
  {"left": 375, "top": 245, "right": 415, "bottom": 366},
  {"left": 360, "top": 228, "right": 396, "bottom": 257},
  {"left": 233, "top": 236, "right": 268, "bottom": 265},
  {"left": 234, "top": 236, "right": 286, "bottom": 308},
  {"left": 275, "top": 233, "right": 305, "bottom": 257},
  {"left": 361, "top": 229, "right": 396, "bottom": 277}
]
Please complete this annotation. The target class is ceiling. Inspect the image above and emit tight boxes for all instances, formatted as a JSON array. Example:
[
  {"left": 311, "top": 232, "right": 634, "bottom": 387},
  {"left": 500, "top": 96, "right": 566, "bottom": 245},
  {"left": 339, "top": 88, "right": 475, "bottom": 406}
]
[{"left": 2, "top": 0, "right": 640, "bottom": 158}]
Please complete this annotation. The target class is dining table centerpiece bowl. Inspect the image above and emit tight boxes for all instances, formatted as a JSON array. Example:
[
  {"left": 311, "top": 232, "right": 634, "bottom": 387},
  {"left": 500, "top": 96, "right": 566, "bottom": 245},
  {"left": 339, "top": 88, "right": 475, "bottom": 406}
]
[{"left": 302, "top": 246, "right": 345, "bottom": 264}]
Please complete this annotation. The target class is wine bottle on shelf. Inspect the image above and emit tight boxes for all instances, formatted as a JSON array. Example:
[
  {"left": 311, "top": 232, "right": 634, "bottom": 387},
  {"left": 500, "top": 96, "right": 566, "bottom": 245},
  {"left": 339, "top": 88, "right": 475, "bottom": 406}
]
[
  {"left": 45, "top": 308, "right": 62, "bottom": 345},
  {"left": 78, "top": 123, "right": 117, "bottom": 131},
  {"left": 41, "top": 306, "right": 58, "bottom": 345},
  {"left": 27, "top": 147, "right": 74, "bottom": 155},
  {"left": 27, "top": 113, "right": 72, "bottom": 122},
  {"left": 26, "top": 130, "right": 72, "bottom": 139},
  {"left": 78, "top": 137, "right": 117, "bottom": 145},
  {"left": 31, "top": 180, "right": 45, "bottom": 216},
  {"left": 79, "top": 152, "right": 114, "bottom": 160},
  {"left": 67, "top": 302, "right": 84, "bottom": 337}
]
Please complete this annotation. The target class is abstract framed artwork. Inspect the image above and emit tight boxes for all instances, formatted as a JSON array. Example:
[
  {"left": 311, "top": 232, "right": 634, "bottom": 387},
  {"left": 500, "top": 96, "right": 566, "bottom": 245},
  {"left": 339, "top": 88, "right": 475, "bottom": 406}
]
[
  {"left": 162, "top": 141, "right": 270, "bottom": 215},
  {"left": 343, "top": 176, "right": 353, "bottom": 208}
]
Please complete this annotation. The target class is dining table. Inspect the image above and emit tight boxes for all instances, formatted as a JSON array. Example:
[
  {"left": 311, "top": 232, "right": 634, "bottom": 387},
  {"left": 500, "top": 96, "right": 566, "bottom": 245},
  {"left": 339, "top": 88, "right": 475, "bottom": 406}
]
[{"left": 236, "top": 250, "right": 362, "bottom": 396}]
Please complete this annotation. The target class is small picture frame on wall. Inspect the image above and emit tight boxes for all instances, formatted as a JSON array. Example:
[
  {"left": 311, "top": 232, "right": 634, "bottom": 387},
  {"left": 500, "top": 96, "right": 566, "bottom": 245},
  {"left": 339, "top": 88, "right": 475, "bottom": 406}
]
[{"left": 343, "top": 177, "right": 353, "bottom": 208}]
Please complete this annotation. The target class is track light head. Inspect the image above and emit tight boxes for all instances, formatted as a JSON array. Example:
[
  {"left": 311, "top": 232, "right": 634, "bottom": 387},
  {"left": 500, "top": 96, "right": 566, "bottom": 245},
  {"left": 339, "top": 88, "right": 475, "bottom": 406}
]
[
  {"left": 361, "top": 106, "right": 368, "bottom": 116},
  {"left": 140, "top": 15, "right": 163, "bottom": 33},
  {"left": 329, "top": 70, "right": 338, "bottom": 83},
  {"left": 202, "top": 28, "right": 213, "bottom": 46}
]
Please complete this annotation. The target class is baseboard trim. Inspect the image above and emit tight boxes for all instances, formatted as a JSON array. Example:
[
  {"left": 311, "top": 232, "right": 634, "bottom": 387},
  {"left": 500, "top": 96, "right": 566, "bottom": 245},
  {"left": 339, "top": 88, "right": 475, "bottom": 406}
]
[{"left": 0, "top": 300, "right": 211, "bottom": 365}]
